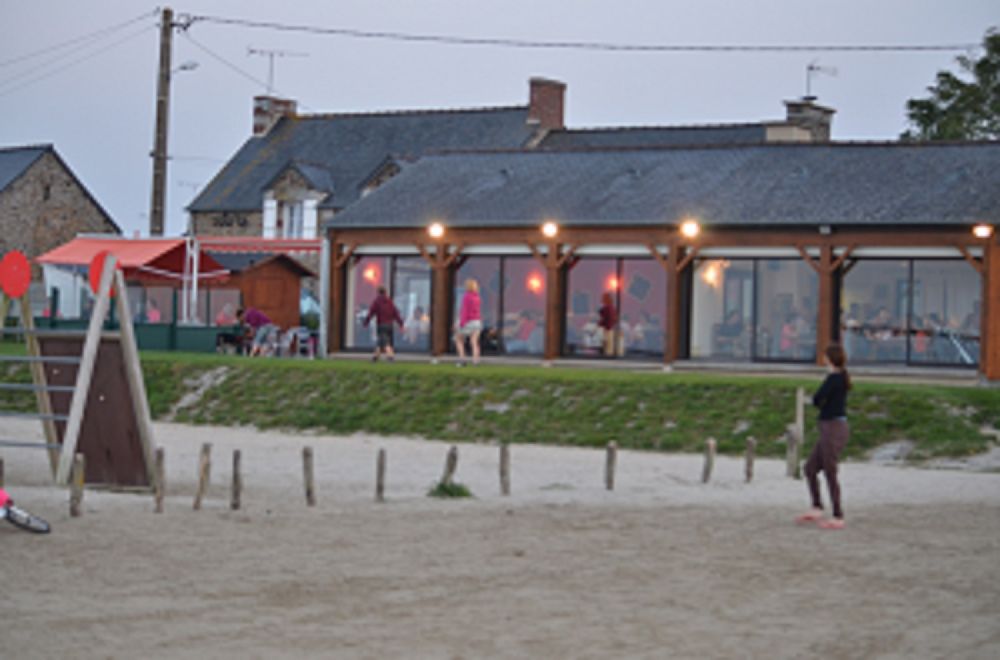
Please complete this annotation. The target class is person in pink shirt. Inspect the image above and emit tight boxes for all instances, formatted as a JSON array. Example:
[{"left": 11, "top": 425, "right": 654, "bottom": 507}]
[{"left": 455, "top": 278, "right": 482, "bottom": 366}]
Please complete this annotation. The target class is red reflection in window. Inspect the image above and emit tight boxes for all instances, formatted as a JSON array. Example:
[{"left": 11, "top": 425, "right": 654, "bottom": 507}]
[
  {"left": 527, "top": 273, "right": 544, "bottom": 294},
  {"left": 606, "top": 275, "right": 619, "bottom": 291},
  {"left": 363, "top": 264, "right": 380, "bottom": 284}
]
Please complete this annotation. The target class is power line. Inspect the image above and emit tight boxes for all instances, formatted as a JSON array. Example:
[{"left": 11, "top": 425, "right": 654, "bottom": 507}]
[
  {"left": 182, "top": 32, "right": 313, "bottom": 110},
  {"left": 0, "top": 26, "right": 155, "bottom": 98},
  {"left": 183, "top": 14, "right": 979, "bottom": 54},
  {"left": 0, "top": 9, "right": 158, "bottom": 68}
]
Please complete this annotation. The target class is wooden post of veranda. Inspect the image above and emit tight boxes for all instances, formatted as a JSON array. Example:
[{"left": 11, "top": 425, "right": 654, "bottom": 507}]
[
  {"left": 442, "top": 445, "right": 458, "bottom": 486},
  {"left": 230, "top": 450, "right": 242, "bottom": 511},
  {"left": 702, "top": 438, "right": 716, "bottom": 484},
  {"left": 69, "top": 453, "right": 85, "bottom": 517},
  {"left": 605, "top": 441, "right": 617, "bottom": 491},
  {"left": 499, "top": 443, "right": 510, "bottom": 496},
  {"left": 303, "top": 447, "right": 316, "bottom": 507},
  {"left": 745, "top": 436, "right": 757, "bottom": 483},
  {"left": 193, "top": 443, "right": 212, "bottom": 510},
  {"left": 154, "top": 447, "right": 165, "bottom": 513},
  {"left": 375, "top": 448, "right": 386, "bottom": 503}
]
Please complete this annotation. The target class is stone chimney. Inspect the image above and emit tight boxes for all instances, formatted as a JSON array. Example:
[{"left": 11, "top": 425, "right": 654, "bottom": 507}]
[
  {"left": 253, "top": 95, "right": 298, "bottom": 136},
  {"left": 528, "top": 77, "right": 566, "bottom": 131},
  {"left": 783, "top": 97, "right": 835, "bottom": 142}
]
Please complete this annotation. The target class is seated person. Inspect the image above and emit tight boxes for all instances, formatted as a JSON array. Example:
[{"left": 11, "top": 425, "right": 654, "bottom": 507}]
[
  {"left": 715, "top": 310, "right": 744, "bottom": 356},
  {"left": 504, "top": 310, "right": 540, "bottom": 353},
  {"left": 237, "top": 306, "right": 278, "bottom": 357}
]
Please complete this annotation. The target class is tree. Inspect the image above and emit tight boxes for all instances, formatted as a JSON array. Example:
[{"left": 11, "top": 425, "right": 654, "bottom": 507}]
[{"left": 901, "top": 28, "right": 1000, "bottom": 140}]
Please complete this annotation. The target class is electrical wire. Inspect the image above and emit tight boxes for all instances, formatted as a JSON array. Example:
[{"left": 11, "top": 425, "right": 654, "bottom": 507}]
[
  {"left": 183, "top": 14, "right": 979, "bottom": 54},
  {"left": 0, "top": 25, "right": 156, "bottom": 98},
  {"left": 0, "top": 8, "right": 158, "bottom": 68},
  {"left": 181, "top": 32, "right": 313, "bottom": 111}
]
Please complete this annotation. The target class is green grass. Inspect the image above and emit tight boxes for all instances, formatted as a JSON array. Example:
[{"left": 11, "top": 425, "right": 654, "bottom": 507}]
[
  {"left": 427, "top": 482, "right": 474, "bottom": 498},
  {"left": 2, "top": 346, "right": 998, "bottom": 462}
]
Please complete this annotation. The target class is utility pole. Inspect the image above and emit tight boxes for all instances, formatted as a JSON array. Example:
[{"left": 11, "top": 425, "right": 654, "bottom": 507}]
[{"left": 149, "top": 7, "right": 174, "bottom": 237}]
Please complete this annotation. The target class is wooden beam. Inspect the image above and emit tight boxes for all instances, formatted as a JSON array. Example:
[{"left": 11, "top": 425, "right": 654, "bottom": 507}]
[
  {"left": 334, "top": 242, "right": 358, "bottom": 268},
  {"left": 676, "top": 246, "right": 700, "bottom": 274},
  {"left": 816, "top": 245, "right": 835, "bottom": 365},
  {"left": 555, "top": 243, "right": 579, "bottom": 268},
  {"left": 444, "top": 242, "right": 466, "bottom": 268},
  {"left": 526, "top": 242, "right": 545, "bottom": 266},
  {"left": 956, "top": 245, "right": 985, "bottom": 275},
  {"left": 830, "top": 244, "right": 858, "bottom": 272},
  {"left": 646, "top": 243, "right": 669, "bottom": 271},
  {"left": 795, "top": 244, "right": 822, "bottom": 274},
  {"left": 414, "top": 242, "right": 435, "bottom": 267}
]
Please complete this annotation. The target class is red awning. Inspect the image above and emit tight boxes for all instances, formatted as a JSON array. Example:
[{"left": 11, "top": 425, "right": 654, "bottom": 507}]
[{"left": 36, "top": 237, "right": 229, "bottom": 284}]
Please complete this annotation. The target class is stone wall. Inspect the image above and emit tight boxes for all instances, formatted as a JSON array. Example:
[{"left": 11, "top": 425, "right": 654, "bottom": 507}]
[
  {"left": 0, "top": 150, "right": 118, "bottom": 266},
  {"left": 189, "top": 210, "right": 263, "bottom": 237}
]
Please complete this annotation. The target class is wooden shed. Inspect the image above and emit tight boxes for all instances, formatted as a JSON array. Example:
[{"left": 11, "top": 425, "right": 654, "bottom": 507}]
[{"left": 209, "top": 253, "right": 315, "bottom": 329}]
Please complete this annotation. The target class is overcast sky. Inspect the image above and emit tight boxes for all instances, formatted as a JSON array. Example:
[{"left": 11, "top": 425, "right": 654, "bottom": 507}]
[{"left": 1, "top": 1, "right": 997, "bottom": 239}]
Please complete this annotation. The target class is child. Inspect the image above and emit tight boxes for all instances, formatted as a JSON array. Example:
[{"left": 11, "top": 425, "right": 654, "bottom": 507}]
[{"left": 797, "top": 343, "right": 851, "bottom": 530}]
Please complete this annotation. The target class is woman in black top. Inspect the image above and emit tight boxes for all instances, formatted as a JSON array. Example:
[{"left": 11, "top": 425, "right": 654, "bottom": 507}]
[{"left": 797, "top": 343, "right": 851, "bottom": 530}]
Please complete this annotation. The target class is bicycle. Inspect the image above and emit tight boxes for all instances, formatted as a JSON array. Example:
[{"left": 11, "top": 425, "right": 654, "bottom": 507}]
[{"left": 0, "top": 488, "right": 51, "bottom": 534}]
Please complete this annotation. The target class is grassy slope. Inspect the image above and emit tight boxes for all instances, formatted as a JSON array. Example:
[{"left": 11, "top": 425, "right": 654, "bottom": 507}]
[{"left": 3, "top": 348, "right": 998, "bottom": 460}]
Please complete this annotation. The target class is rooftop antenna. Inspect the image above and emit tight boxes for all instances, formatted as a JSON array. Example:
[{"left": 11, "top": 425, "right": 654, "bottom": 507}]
[
  {"left": 805, "top": 60, "right": 838, "bottom": 98},
  {"left": 247, "top": 47, "right": 309, "bottom": 95}
]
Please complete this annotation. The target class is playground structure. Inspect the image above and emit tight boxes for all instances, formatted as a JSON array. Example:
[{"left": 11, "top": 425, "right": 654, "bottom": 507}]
[{"left": 0, "top": 249, "right": 156, "bottom": 489}]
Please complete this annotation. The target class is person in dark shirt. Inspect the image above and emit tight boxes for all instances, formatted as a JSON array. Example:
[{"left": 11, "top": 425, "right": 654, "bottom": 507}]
[
  {"left": 364, "top": 286, "right": 404, "bottom": 362},
  {"left": 597, "top": 292, "right": 617, "bottom": 356},
  {"left": 797, "top": 343, "right": 851, "bottom": 530}
]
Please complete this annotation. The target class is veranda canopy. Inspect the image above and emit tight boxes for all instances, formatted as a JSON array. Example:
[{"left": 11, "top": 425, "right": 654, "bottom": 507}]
[{"left": 35, "top": 237, "right": 229, "bottom": 283}]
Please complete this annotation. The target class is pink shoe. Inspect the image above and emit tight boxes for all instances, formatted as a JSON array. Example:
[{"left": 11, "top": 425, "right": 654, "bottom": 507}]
[
  {"left": 795, "top": 509, "right": 824, "bottom": 524},
  {"left": 818, "top": 518, "right": 845, "bottom": 530}
]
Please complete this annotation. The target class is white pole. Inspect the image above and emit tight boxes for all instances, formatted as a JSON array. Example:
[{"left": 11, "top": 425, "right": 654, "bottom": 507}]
[
  {"left": 190, "top": 235, "right": 200, "bottom": 323},
  {"left": 318, "top": 233, "right": 330, "bottom": 358}
]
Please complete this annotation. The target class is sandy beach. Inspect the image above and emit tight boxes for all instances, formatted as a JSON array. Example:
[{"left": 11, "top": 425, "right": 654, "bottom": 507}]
[{"left": 2, "top": 418, "right": 999, "bottom": 659}]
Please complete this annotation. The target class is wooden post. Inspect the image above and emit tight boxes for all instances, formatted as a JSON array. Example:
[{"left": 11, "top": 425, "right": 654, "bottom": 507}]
[
  {"left": 499, "top": 443, "right": 510, "bottom": 496},
  {"left": 154, "top": 447, "right": 165, "bottom": 513},
  {"left": 605, "top": 441, "right": 617, "bottom": 491},
  {"left": 441, "top": 445, "right": 458, "bottom": 486},
  {"left": 193, "top": 442, "right": 212, "bottom": 510},
  {"left": 702, "top": 437, "right": 716, "bottom": 484},
  {"left": 375, "top": 448, "right": 386, "bottom": 503},
  {"left": 303, "top": 447, "right": 316, "bottom": 507},
  {"left": 230, "top": 450, "right": 241, "bottom": 511},
  {"left": 744, "top": 436, "right": 757, "bottom": 483},
  {"left": 69, "top": 453, "right": 85, "bottom": 517}
]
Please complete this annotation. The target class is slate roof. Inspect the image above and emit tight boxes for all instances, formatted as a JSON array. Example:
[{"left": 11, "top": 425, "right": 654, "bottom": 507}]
[
  {"left": 324, "top": 141, "right": 1000, "bottom": 229},
  {"left": 208, "top": 251, "right": 315, "bottom": 277},
  {"left": 188, "top": 107, "right": 537, "bottom": 214},
  {"left": 538, "top": 124, "right": 768, "bottom": 149},
  {"left": 0, "top": 145, "right": 48, "bottom": 193}
]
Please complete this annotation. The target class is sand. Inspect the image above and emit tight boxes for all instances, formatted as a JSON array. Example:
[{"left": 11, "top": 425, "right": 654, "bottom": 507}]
[{"left": 2, "top": 418, "right": 999, "bottom": 659}]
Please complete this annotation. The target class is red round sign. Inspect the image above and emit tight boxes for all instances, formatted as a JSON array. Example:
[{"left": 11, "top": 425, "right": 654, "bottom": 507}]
[
  {"left": 0, "top": 250, "right": 31, "bottom": 298},
  {"left": 88, "top": 250, "right": 120, "bottom": 297}
]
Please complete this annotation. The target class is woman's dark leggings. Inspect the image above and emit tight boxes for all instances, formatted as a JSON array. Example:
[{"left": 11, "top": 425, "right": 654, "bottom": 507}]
[{"left": 805, "top": 419, "right": 850, "bottom": 519}]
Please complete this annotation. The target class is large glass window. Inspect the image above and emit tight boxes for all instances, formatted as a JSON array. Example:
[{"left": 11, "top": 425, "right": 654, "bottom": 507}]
[
  {"left": 621, "top": 259, "right": 666, "bottom": 357},
  {"left": 841, "top": 260, "right": 909, "bottom": 363},
  {"left": 910, "top": 261, "right": 980, "bottom": 366},
  {"left": 755, "top": 260, "right": 818, "bottom": 361},
  {"left": 393, "top": 258, "right": 431, "bottom": 352},
  {"left": 690, "top": 259, "right": 753, "bottom": 359},
  {"left": 566, "top": 258, "right": 616, "bottom": 356},
  {"left": 565, "top": 258, "right": 666, "bottom": 358},
  {"left": 345, "top": 256, "right": 391, "bottom": 349},
  {"left": 501, "top": 257, "right": 546, "bottom": 355}
]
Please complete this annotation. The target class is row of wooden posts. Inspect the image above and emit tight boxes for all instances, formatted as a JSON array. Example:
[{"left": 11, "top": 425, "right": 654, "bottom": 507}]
[{"left": 1, "top": 388, "right": 810, "bottom": 517}]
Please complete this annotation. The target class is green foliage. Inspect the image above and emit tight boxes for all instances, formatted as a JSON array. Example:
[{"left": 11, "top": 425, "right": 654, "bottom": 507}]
[
  {"left": 902, "top": 28, "right": 1000, "bottom": 140},
  {"left": 427, "top": 482, "right": 473, "bottom": 498}
]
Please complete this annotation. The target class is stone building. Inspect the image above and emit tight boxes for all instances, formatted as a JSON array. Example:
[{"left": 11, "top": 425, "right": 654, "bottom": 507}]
[{"left": 0, "top": 144, "right": 119, "bottom": 268}]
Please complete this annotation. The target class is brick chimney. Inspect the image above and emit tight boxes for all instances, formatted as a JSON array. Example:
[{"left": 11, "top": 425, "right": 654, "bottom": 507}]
[
  {"left": 253, "top": 95, "right": 298, "bottom": 136},
  {"left": 783, "top": 97, "right": 835, "bottom": 142},
  {"left": 528, "top": 77, "right": 566, "bottom": 131}
]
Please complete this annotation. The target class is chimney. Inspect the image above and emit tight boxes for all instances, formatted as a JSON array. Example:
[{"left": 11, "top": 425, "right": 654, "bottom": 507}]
[
  {"left": 253, "top": 95, "right": 298, "bottom": 136},
  {"left": 783, "top": 97, "right": 835, "bottom": 142},
  {"left": 528, "top": 77, "right": 566, "bottom": 131}
]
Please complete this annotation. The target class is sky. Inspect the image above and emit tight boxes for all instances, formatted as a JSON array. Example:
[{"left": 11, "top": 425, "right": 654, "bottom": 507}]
[{"left": 1, "top": 1, "right": 997, "bottom": 239}]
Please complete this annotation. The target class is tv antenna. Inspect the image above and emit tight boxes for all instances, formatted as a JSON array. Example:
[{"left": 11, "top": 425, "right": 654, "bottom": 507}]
[
  {"left": 805, "top": 60, "right": 838, "bottom": 97},
  {"left": 247, "top": 47, "right": 309, "bottom": 95}
]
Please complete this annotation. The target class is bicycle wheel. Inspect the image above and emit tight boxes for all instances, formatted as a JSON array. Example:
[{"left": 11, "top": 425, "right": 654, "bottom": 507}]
[{"left": 4, "top": 504, "right": 51, "bottom": 534}]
